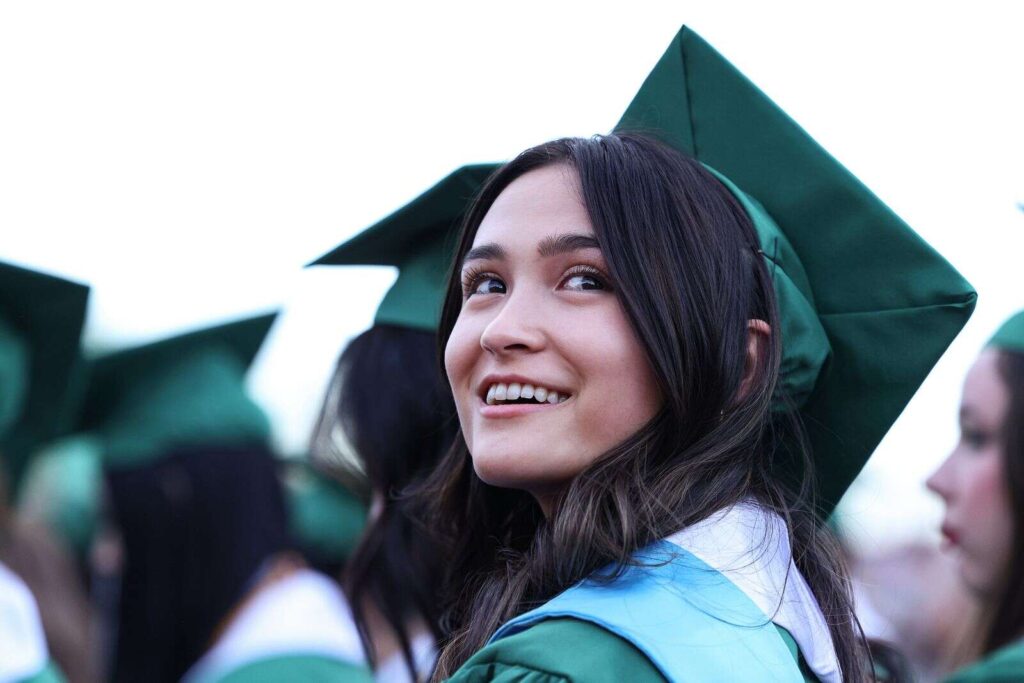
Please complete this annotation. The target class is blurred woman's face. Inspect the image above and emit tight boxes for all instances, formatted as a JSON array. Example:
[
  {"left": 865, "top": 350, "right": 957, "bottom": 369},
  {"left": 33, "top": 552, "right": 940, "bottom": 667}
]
[
  {"left": 927, "top": 348, "right": 1014, "bottom": 598},
  {"left": 444, "top": 164, "right": 662, "bottom": 512}
]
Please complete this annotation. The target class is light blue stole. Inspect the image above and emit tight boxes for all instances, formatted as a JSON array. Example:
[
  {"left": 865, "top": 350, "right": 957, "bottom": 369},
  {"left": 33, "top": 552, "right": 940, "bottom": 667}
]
[{"left": 489, "top": 541, "right": 803, "bottom": 682}]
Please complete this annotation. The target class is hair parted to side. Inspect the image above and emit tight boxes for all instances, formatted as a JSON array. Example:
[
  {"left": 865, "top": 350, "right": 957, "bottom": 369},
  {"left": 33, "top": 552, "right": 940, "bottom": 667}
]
[
  {"left": 418, "top": 133, "right": 869, "bottom": 680},
  {"left": 984, "top": 349, "right": 1024, "bottom": 653}
]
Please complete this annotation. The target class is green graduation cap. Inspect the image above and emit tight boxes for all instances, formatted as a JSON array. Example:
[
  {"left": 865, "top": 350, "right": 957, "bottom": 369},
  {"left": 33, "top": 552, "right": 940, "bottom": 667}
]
[
  {"left": 989, "top": 310, "right": 1024, "bottom": 353},
  {"left": 310, "top": 164, "right": 500, "bottom": 330},
  {"left": 0, "top": 261, "right": 90, "bottom": 487},
  {"left": 616, "top": 26, "right": 976, "bottom": 510},
  {"left": 283, "top": 460, "right": 367, "bottom": 566},
  {"left": 80, "top": 312, "right": 278, "bottom": 469}
]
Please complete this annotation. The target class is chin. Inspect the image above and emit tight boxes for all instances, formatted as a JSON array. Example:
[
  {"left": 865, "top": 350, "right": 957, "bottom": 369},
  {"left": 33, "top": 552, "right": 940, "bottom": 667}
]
[{"left": 470, "top": 448, "right": 573, "bottom": 494}]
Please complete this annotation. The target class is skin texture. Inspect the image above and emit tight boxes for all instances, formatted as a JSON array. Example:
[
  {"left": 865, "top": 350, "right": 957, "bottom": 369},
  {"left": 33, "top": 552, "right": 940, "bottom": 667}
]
[
  {"left": 927, "top": 348, "right": 1015, "bottom": 598},
  {"left": 444, "top": 164, "right": 663, "bottom": 512}
]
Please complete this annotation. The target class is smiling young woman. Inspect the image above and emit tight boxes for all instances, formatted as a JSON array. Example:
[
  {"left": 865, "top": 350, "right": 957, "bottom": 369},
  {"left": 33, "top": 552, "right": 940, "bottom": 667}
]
[
  {"left": 412, "top": 26, "right": 975, "bottom": 683},
  {"left": 928, "top": 312, "right": 1024, "bottom": 682},
  {"left": 421, "top": 133, "right": 858, "bottom": 682}
]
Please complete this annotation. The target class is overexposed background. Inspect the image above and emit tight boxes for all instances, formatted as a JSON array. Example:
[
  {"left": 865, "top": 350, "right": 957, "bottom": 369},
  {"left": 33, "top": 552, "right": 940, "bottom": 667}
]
[{"left": 1, "top": 2, "right": 1022, "bottom": 548}]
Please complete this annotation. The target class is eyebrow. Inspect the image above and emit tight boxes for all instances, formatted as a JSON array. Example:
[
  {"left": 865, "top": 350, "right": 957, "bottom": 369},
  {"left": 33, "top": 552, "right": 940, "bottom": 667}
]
[
  {"left": 462, "top": 233, "right": 601, "bottom": 268},
  {"left": 537, "top": 233, "right": 601, "bottom": 257},
  {"left": 462, "top": 243, "right": 506, "bottom": 265}
]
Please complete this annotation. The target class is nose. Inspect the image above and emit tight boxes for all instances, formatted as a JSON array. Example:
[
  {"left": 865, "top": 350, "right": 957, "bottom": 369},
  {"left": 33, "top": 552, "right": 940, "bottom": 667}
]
[
  {"left": 479, "top": 288, "right": 546, "bottom": 357},
  {"left": 926, "top": 452, "right": 955, "bottom": 502}
]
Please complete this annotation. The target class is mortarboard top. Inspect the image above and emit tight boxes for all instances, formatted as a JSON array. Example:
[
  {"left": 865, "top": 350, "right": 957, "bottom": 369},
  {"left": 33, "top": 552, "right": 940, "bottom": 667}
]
[
  {"left": 310, "top": 164, "right": 500, "bottom": 331},
  {"left": 81, "top": 313, "right": 278, "bottom": 469},
  {"left": 989, "top": 311, "right": 1024, "bottom": 354},
  {"left": 616, "top": 26, "right": 976, "bottom": 511},
  {"left": 0, "top": 261, "right": 90, "bottom": 487}
]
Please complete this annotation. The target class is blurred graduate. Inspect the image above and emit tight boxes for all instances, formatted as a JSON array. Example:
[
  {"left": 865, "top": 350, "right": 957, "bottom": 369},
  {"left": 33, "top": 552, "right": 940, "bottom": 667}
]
[
  {"left": 0, "top": 261, "right": 94, "bottom": 683},
  {"left": 58, "top": 314, "right": 371, "bottom": 683},
  {"left": 309, "top": 163, "right": 496, "bottom": 682},
  {"left": 928, "top": 311, "right": 1024, "bottom": 682}
]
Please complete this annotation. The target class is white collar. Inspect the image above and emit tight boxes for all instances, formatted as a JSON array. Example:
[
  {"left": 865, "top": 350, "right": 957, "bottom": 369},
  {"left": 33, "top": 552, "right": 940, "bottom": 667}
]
[
  {"left": 665, "top": 501, "right": 842, "bottom": 683},
  {"left": 0, "top": 561, "right": 49, "bottom": 683},
  {"left": 374, "top": 631, "right": 436, "bottom": 683},
  {"left": 183, "top": 568, "right": 365, "bottom": 683}
]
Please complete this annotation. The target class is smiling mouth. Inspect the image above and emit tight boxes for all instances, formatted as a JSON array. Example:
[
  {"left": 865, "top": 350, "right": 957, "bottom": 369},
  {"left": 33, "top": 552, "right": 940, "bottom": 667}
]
[{"left": 484, "top": 382, "right": 571, "bottom": 405}]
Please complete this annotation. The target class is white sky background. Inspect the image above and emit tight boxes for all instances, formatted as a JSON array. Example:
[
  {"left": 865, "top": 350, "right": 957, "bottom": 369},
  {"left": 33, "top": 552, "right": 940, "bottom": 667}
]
[{"left": 1, "top": 2, "right": 1022, "bottom": 548}]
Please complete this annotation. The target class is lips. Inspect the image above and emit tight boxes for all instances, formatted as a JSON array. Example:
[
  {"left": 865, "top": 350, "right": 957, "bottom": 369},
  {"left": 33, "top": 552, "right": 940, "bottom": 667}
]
[{"left": 941, "top": 524, "right": 959, "bottom": 547}]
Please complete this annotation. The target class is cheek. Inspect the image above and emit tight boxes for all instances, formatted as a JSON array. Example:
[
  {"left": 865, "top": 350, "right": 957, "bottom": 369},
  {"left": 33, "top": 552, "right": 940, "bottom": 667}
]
[
  {"left": 444, "top": 316, "right": 482, "bottom": 429},
  {"left": 960, "top": 451, "right": 1015, "bottom": 591},
  {"left": 444, "top": 321, "right": 479, "bottom": 401},
  {"left": 569, "top": 310, "right": 662, "bottom": 447}
]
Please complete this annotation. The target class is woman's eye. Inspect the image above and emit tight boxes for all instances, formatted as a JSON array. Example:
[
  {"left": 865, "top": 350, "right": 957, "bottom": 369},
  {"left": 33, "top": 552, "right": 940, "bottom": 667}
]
[
  {"left": 960, "top": 428, "right": 991, "bottom": 450},
  {"left": 465, "top": 274, "right": 506, "bottom": 298},
  {"left": 562, "top": 268, "right": 608, "bottom": 292}
]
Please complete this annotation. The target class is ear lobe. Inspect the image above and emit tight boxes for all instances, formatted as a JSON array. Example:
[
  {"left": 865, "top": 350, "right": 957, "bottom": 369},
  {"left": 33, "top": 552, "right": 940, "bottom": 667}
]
[{"left": 737, "top": 319, "right": 772, "bottom": 404}]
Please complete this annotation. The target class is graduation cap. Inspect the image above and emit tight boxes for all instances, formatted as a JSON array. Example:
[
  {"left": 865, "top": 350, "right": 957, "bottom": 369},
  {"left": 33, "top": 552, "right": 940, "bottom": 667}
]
[
  {"left": 310, "top": 164, "right": 500, "bottom": 330},
  {"left": 80, "top": 313, "right": 278, "bottom": 469},
  {"left": 615, "top": 26, "right": 976, "bottom": 510},
  {"left": 989, "top": 311, "right": 1024, "bottom": 353},
  {"left": 0, "top": 261, "right": 89, "bottom": 487},
  {"left": 283, "top": 460, "right": 367, "bottom": 567}
]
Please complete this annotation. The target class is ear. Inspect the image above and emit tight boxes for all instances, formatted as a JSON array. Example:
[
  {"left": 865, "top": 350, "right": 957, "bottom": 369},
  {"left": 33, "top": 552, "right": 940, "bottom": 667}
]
[{"left": 737, "top": 319, "right": 772, "bottom": 403}]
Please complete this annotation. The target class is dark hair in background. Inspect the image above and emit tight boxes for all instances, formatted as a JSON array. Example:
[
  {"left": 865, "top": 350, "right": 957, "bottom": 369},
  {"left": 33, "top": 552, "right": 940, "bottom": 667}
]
[
  {"left": 106, "top": 444, "right": 289, "bottom": 683},
  {"left": 985, "top": 349, "right": 1024, "bottom": 652},
  {"left": 327, "top": 324, "right": 458, "bottom": 677},
  {"left": 419, "top": 133, "right": 870, "bottom": 680}
]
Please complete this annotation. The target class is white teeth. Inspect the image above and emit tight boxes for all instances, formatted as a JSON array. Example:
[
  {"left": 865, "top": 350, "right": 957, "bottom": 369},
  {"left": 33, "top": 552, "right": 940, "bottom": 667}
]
[{"left": 483, "top": 382, "right": 569, "bottom": 405}]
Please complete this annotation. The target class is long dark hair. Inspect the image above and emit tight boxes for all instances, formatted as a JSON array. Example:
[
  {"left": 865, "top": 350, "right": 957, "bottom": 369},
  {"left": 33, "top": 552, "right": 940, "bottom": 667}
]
[
  {"left": 420, "top": 133, "right": 869, "bottom": 680},
  {"left": 106, "top": 443, "right": 289, "bottom": 683},
  {"left": 984, "top": 349, "right": 1024, "bottom": 652},
  {"left": 325, "top": 324, "right": 458, "bottom": 676}
]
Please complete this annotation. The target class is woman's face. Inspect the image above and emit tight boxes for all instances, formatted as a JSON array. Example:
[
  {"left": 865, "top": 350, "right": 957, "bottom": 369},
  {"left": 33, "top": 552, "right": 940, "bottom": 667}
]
[
  {"left": 444, "top": 164, "right": 662, "bottom": 510},
  {"left": 927, "top": 348, "right": 1014, "bottom": 598}
]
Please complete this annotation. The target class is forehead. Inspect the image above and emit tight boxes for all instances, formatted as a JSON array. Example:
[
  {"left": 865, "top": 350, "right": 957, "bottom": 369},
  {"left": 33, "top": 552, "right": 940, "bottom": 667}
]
[
  {"left": 962, "top": 348, "right": 1010, "bottom": 423},
  {"left": 474, "top": 164, "right": 593, "bottom": 247}
]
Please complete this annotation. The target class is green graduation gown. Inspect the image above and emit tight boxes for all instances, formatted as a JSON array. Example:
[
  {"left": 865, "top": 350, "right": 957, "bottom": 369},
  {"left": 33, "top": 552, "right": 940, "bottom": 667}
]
[{"left": 945, "top": 642, "right": 1024, "bottom": 682}]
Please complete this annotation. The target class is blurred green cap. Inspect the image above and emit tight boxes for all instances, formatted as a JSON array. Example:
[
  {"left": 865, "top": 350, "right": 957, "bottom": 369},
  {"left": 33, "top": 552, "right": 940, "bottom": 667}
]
[
  {"left": 81, "top": 313, "right": 278, "bottom": 469},
  {"left": 284, "top": 460, "right": 367, "bottom": 565},
  {"left": 988, "top": 311, "right": 1024, "bottom": 354},
  {"left": 310, "top": 164, "right": 500, "bottom": 330},
  {"left": 616, "top": 26, "right": 976, "bottom": 510},
  {"left": 0, "top": 261, "right": 89, "bottom": 486}
]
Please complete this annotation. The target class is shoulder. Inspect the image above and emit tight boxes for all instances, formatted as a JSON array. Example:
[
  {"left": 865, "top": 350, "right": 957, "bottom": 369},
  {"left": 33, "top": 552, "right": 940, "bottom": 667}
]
[
  {"left": 16, "top": 660, "right": 67, "bottom": 683},
  {"left": 447, "top": 617, "right": 666, "bottom": 683},
  {"left": 946, "top": 641, "right": 1024, "bottom": 682},
  {"left": 210, "top": 654, "right": 373, "bottom": 683},
  {"left": 184, "top": 569, "right": 367, "bottom": 683}
]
